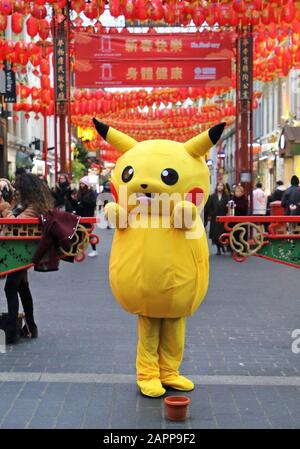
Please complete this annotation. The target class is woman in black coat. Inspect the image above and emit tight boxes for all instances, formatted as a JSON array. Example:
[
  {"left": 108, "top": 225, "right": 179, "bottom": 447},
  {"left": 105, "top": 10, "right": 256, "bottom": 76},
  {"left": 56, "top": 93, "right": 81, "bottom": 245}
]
[{"left": 207, "top": 182, "right": 230, "bottom": 255}]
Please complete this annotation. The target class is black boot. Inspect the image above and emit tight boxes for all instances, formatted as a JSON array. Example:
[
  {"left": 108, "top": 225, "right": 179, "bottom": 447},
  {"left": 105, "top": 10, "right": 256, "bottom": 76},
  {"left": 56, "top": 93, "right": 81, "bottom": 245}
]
[{"left": 5, "top": 327, "right": 20, "bottom": 345}]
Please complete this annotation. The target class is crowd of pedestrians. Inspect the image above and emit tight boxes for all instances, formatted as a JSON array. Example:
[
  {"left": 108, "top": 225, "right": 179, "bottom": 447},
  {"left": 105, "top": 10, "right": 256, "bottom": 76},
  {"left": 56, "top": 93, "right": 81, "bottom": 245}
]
[{"left": 205, "top": 175, "right": 300, "bottom": 255}]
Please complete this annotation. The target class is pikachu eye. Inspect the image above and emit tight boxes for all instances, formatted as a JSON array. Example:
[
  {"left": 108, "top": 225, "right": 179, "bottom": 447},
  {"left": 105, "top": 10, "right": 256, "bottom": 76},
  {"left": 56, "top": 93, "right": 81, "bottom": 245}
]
[
  {"left": 161, "top": 168, "right": 179, "bottom": 186},
  {"left": 122, "top": 166, "right": 134, "bottom": 183}
]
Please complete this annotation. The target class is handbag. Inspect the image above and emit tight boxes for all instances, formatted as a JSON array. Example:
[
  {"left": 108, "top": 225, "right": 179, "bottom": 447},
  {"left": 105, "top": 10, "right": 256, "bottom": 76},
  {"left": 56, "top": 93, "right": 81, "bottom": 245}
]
[{"left": 0, "top": 313, "right": 24, "bottom": 331}]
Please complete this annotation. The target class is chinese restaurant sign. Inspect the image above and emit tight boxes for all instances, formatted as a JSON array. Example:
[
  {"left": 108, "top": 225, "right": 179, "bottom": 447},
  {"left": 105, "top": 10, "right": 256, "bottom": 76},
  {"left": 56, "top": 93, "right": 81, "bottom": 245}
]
[
  {"left": 75, "top": 32, "right": 233, "bottom": 88},
  {"left": 239, "top": 36, "right": 253, "bottom": 101},
  {"left": 54, "top": 37, "right": 67, "bottom": 101}
]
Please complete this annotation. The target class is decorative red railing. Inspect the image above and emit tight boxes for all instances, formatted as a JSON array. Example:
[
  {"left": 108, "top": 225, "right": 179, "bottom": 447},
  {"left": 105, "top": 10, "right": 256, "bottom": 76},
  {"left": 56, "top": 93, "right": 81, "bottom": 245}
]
[
  {"left": 0, "top": 217, "right": 99, "bottom": 276},
  {"left": 217, "top": 215, "right": 300, "bottom": 269}
]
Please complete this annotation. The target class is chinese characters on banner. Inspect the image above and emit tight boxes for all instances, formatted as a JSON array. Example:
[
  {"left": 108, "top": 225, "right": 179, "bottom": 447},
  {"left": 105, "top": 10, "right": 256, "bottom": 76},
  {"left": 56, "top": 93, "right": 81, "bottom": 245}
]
[
  {"left": 74, "top": 32, "right": 233, "bottom": 88},
  {"left": 54, "top": 37, "right": 67, "bottom": 101},
  {"left": 75, "top": 32, "right": 234, "bottom": 60},
  {"left": 240, "top": 36, "right": 253, "bottom": 101},
  {"left": 75, "top": 60, "right": 232, "bottom": 88}
]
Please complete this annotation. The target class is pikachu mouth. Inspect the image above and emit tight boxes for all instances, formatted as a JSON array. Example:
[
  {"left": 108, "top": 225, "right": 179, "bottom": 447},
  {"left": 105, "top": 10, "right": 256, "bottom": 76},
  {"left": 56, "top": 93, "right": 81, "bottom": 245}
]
[{"left": 135, "top": 192, "right": 155, "bottom": 202}]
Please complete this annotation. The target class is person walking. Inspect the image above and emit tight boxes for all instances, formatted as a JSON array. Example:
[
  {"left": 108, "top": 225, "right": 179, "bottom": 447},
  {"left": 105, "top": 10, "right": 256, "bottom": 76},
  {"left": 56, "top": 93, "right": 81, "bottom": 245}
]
[
  {"left": 281, "top": 175, "right": 300, "bottom": 216},
  {"left": 0, "top": 174, "right": 54, "bottom": 344},
  {"left": 74, "top": 176, "right": 98, "bottom": 257},
  {"left": 232, "top": 185, "right": 249, "bottom": 252},
  {"left": 267, "top": 181, "right": 286, "bottom": 214},
  {"left": 233, "top": 184, "right": 248, "bottom": 216},
  {"left": 207, "top": 181, "right": 230, "bottom": 255},
  {"left": 52, "top": 174, "right": 72, "bottom": 212},
  {"left": 253, "top": 182, "right": 267, "bottom": 216}
]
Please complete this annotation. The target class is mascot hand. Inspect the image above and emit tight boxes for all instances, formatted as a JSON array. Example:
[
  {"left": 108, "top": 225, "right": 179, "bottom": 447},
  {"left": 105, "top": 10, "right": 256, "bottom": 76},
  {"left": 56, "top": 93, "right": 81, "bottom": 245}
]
[
  {"left": 171, "top": 200, "right": 198, "bottom": 230},
  {"left": 104, "top": 202, "right": 127, "bottom": 229}
]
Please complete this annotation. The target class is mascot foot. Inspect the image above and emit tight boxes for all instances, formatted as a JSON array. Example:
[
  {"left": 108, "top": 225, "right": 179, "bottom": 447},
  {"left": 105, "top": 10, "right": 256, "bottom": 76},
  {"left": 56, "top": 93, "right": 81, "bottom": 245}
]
[
  {"left": 162, "top": 375, "right": 194, "bottom": 392},
  {"left": 137, "top": 379, "right": 166, "bottom": 397}
]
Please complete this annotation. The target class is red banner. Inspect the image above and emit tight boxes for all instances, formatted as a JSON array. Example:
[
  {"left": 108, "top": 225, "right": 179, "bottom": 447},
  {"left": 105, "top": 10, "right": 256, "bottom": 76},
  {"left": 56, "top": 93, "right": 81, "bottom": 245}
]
[
  {"left": 75, "top": 59, "right": 232, "bottom": 88},
  {"left": 75, "top": 31, "right": 234, "bottom": 61}
]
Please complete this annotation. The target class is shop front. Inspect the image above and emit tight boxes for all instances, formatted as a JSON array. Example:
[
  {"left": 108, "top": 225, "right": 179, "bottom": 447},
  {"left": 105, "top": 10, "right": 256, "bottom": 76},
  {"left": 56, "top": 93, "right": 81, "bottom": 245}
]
[{"left": 279, "top": 125, "right": 300, "bottom": 186}]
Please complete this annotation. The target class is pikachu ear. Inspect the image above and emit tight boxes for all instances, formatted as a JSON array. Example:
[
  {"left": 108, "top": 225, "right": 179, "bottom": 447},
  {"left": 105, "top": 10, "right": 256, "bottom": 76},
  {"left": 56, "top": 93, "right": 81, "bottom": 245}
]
[
  {"left": 184, "top": 122, "right": 226, "bottom": 158},
  {"left": 93, "top": 118, "right": 137, "bottom": 153}
]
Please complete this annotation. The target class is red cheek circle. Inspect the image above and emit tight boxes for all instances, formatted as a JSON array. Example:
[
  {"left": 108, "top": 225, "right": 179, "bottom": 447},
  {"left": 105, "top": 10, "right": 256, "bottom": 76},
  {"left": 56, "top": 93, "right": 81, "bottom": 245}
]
[
  {"left": 186, "top": 187, "right": 204, "bottom": 206},
  {"left": 110, "top": 182, "right": 118, "bottom": 203}
]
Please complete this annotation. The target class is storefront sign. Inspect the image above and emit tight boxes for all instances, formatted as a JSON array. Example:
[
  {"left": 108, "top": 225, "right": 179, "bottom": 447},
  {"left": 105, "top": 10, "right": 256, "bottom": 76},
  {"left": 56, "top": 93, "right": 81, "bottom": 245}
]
[
  {"left": 54, "top": 37, "right": 67, "bottom": 101},
  {"left": 240, "top": 36, "right": 253, "bottom": 101},
  {"left": 4, "top": 62, "right": 16, "bottom": 103}
]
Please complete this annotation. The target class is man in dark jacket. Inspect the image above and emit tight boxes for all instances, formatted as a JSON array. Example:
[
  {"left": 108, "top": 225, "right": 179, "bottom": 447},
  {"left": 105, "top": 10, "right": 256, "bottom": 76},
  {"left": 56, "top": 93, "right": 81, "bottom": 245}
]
[
  {"left": 281, "top": 175, "right": 300, "bottom": 215},
  {"left": 267, "top": 180, "right": 286, "bottom": 214},
  {"left": 75, "top": 176, "right": 97, "bottom": 257}
]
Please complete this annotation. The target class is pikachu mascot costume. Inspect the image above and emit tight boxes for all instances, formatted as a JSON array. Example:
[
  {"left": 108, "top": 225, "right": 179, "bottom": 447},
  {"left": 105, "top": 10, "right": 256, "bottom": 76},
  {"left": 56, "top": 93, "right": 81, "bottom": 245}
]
[{"left": 93, "top": 118, "right": 225, "bottom": 397}]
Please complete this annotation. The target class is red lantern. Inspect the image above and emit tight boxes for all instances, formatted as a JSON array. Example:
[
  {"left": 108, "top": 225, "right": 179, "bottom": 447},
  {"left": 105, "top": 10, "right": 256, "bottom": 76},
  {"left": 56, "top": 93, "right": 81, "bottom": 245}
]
[
  {"left": 80, "top": 101, "right": 88, "bottom": 115},
  {"left": 110, "top": 0, "right": 121, "bottom": 18},
  {"left": 261, "top": 6, "right": 275, "bottom": 25},
  {"left": 30, "top": 52, "right": 41, "bottom": 67},
  {"left": 11, "top": 12, "right": 23, "bottom": 34},
  {"left": 123, "top": 0, "right": 136, "bottom": 20},
  {"left": 3, "top": 40, "right": 15, "bottom": 61},
  {"left": 205, "top": 4, "right": 217, "bottom": 27},
  {"left": 18, "top": 52, "right": 29, "bottom": 66},
  {"left": 41, "top": 89, "right": 51, "bottom": 105},
  {"left": 13, "top": 1, "right": 26, "bottom": 13},
  {"left": 232, "top": 0, "right": 244, "bottom": 13},
  {"left": 31, "top": 87, "right": 40, "bottom": 100},
  {"left": 39, "top": 19, "right": 50, "bottom": 40},
  {"left": 217, "top": 5, "right": 231, "bottom": 26},
  {"left": 32, "top": 103, "right": 41, "bottom": 114},
  {"left": 26, "top": 16, "right": 39, "bottom": 38},
  {"left": 71, "top": 0, "right": 85, "bottom": 14},
  {"left": 41, "top": 75, "right": 50, "bottom": 89},
  {"left": 74, "top": 90, "right": 83, "bottom": 101},
  {"left": 31, "top": 5, "right": 47, "bottom": 19},
  {"left": 0, "top": 0, "right": 12, "bottom": 15},
  {"left": 136, "top": 0, "right": 148, "bottom": 21},
  {"left": 84, "top": 2, "right": 98, "bottom": 20},
  {"left": 281, "top": 0, "right": 295, "bottom": 23},
  {"left": 192, "top": 5, "right": 205, "bottom": 27},
  {"left": 20, "top": 85, "right": 31, "bottom": 99},
  {"left": 40, "top": 58, "right": 50, "bottom": 75},
  {"left": 149, "top": 0, "right": 163, "bottom": 21},
  {"left": 0, "top": 14, "right": 7, "bottom": 31}
]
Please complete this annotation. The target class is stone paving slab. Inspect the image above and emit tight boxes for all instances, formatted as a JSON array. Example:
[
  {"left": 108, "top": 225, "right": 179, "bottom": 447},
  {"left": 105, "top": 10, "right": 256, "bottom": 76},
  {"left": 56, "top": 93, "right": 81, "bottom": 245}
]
[{"left": 0, "top": 229, "right": 299, "bottom": 428}]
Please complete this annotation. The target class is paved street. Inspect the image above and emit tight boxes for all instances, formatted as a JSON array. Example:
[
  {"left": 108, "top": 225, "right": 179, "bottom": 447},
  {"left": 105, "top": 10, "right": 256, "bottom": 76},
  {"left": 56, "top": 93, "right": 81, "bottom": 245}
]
[{"left": 0, "top": 228, "right": 300, "bottom": 429}]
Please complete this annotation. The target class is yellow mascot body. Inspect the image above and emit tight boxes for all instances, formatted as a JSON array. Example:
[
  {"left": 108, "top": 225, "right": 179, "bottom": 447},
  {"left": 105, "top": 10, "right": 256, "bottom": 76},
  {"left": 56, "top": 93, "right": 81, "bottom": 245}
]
[{"left": 93, "top": 118, "right": 225, "bottom": 397}]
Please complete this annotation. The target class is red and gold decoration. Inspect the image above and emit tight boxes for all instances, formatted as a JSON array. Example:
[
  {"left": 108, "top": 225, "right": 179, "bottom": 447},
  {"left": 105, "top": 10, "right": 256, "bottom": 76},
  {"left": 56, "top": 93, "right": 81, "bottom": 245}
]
[{"left": 3, "top": 1, "right": 300, "bottom": 164}]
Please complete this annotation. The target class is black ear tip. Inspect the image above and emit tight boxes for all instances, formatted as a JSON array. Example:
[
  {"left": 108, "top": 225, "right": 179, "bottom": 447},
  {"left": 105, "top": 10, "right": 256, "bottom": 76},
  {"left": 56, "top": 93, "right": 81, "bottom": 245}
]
[
  {"left": 92, "top": 118, "right": 109, "bottom": 139},
  {"left": 209, "top": 122, "right": 226, "bottom": 145}
]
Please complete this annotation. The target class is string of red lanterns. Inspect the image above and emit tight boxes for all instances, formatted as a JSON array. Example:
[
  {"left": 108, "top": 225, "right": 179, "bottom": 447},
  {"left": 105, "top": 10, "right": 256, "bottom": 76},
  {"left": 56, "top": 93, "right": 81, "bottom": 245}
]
[{"left": 0, "top": 1, "right": 299, "bottom": 34}]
